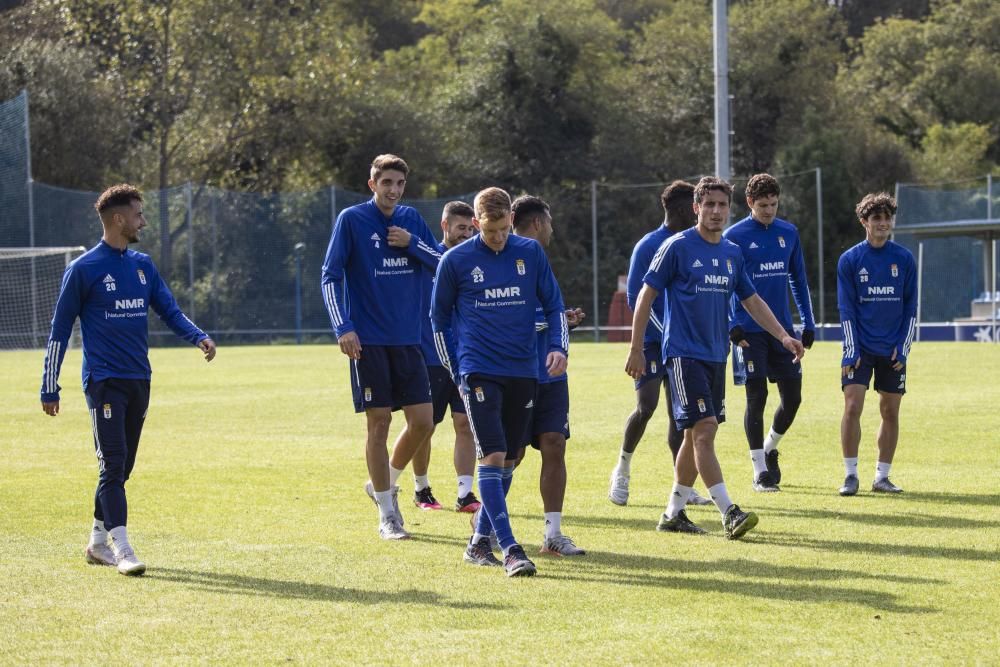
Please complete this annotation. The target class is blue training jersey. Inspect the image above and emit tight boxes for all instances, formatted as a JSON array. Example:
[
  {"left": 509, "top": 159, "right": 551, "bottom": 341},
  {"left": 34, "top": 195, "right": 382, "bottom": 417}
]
[
  {"left": 628, "top": 224, "right": 672, "bottom": 347},
  {"left": 419, "top": 240, "right": 450, "bottom": 366},
  {"left": 431, "top": 234, "right": 567, "bottom": 382},
  {"left": 837, "top": 240, "right": 917, "bottom": 366},
  {"left": 321, "top": 198, "right": 441, "bottom": 346},
  {"left": 723, "top": 216, "right": 815, "bottom": 333},
  {"left": 644, "top": 227, "right": 756, "bottom": 364},
  {"left": 40, "top": 240, "right": 208, "bottom": 402}
]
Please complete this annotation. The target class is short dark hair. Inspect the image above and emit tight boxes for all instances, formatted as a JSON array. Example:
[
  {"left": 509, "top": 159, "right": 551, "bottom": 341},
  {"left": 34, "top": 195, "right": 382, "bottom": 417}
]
[
  {"left": 745, "top": 173, "right": 780, "bottom": 202},
  {"left": 694, "top": 176, "right": 733, "bottom": 204},
  {"left": 660, "top": 180, "right": 695, "bottom": 228},
  {"left": 95, "top": 184, "right": 142, "bottom": 216},
  {"left": 511, "top": 195, "right": 551, "bottom": 230},
  {"left": 856, "top": 192, "right": 897, "bottom": 221},
  {"left": 443, "top": 201, "right": 474, "bottom": 220},
  {"left": 370, "top": 154, "right": 409, "bottom": 181}
]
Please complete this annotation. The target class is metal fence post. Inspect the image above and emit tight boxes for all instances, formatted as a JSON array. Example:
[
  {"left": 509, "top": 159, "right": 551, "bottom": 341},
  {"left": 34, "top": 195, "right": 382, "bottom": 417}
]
[
  {"left": 24, "top": 91, "right": 39, "bottom": 346},
  {"left": 816, "top": 166, "right": 824, "bottom": 337},
  {"left": 185, "top": 182, "right": 194, "bottom": 318},
  {"left": 591, "top": 180, "right": 599, "bottom": 342}
]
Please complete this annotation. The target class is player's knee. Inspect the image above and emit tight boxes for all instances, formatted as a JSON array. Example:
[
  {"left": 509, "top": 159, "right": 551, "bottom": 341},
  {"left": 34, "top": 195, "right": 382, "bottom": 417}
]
[
  {"left": 777, "top": 380, "right": 802, "bottom": 413},
  {"left": 843, "top": 398, "right": 864, "bottom": 421},
  {"left": 745, "top": 379, "right": 768, "bottom": 413},
  {"left": 539, "top": 434, "right": 566, "bottom": 462},
  {"left": 879, "top": 402, "right": 900, "bottom": 423}
]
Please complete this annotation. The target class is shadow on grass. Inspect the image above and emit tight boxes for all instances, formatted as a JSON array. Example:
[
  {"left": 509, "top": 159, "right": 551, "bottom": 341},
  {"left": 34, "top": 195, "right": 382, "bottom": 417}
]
[
  {"left": 753, "top": 533, "right": 998, "bottom": 562},
  {"left": 760, "top": 507, "right": 1000, "bottom": 529},
  {"left": 147, "top": 568, "right": 509, "bottom": 610},
  {"left": 784, "top": 486, "right": 1000, "bottom": 508}
]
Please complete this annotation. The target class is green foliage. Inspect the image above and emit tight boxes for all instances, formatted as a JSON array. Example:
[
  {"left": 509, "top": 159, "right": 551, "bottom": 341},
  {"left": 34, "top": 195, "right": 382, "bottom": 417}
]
[{"left": 915, "top": 122, "right": 995, "bottom": 182}]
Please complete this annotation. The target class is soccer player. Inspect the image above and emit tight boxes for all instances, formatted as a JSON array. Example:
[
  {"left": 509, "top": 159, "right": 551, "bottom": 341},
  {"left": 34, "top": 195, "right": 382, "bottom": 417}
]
[
  {"left": 409, "top": 201, "right": 480, "bottom": 513},
  {"left": 321, "top": 154, "right": 441, "bottom": 540},
  {"left": 510, "top": 195, "right": 585, "bottom": 557},
  {"left": 40, "top": 184, "right": 216, "bottom": 576},
  {"left": 609, "top": 180, "right": 711, "bottom": 507},
  {"left": 625, "top": 177, "right": 804, "bottom": 538},
  {"left": 837, "top": 192, "right": 916, "bottom": 496},
  {"left": 724, "top": 173, "right": 815, "bottom": 492},
  {"left": 431, "top": 187, "right": 568, "bottom": 577}
]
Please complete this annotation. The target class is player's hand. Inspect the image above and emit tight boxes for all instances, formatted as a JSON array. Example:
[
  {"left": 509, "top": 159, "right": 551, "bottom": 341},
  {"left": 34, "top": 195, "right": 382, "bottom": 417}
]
[
  {"left": 338, "top": 331, "right": 362, "bottom": 360},
  {"left": 890, "top": 348, "right": 904, "bottom": 371},
  {"left": 546, "top": 351, "right": 568, "bottom": 377},
  {"left": 801, "top": 329, "right": 815, "bottom": 349},
  {"left": 42, "top": 400, "right": 59, "bottom": 416},
  {"left": 841, "top": 357, "right": 861, "bottom": 377},
  {"left": 782, "top": 335, "right": 805, "bottom": 362},
  {"left": 386, "top": 226, "right": 411, "bottom": 248},
  {"left": 565, "top": 307, "right": 585, "bottom": 328},
  {"left": 625, "top": 348, "right": 646, "bottom": 380},
  {"left": 729, "top": 326, "right": 749, "bottom": 348},
  {"left": 199, "top": 338, "right": 217, "bottom": 362}
]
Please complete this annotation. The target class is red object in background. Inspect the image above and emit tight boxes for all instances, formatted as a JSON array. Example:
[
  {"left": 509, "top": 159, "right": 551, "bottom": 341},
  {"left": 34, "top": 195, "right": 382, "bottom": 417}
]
[{"left": 606, "top": 274, "right": 633, "bottom": 342}]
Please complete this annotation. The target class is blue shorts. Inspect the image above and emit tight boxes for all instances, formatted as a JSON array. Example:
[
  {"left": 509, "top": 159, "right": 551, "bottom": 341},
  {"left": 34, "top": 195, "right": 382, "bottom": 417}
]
[
  {"left": 527, "top": 379, "right": 570, "bottom": 448},
  {"left": 428, "top": 364, "right": 465, "bottom": 424},
  {"left": 732, "top": 331, "right": 802, "bottom": 385},
  {"left": 842, "top": 353, "right": 906, "bottom": 395},
  {"left": 461, "top": 374, "right": 537, "bottom": 460},
  {"left": 350, "top": 344, "right": 431, "bottom": 413},
  {"left": 665, "top": 357, "right": 727, "bottom": 429},
  {"left": 635, "top": 342, "right": 667, "bottom": 390}
]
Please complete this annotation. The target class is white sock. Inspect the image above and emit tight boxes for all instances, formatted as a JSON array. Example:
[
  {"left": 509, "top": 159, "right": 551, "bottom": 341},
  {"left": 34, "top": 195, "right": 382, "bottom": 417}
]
[
  {"left": 665, "top": 483, "right": 692, "bottom": 518},
  {"left": 388, "top": 465, "right": 404, "bottom": 489},
  {"left": 544, "top": 512, "right": 562, "bottom": 539},
  {"left": 750, "top": 449, "right": 768, "bottom": 477},
  {"left": 763, "top": 428, "right": 783, "bottom": 453},
  {"left": 875, "top": 461, "right": 891, "bottom": 481},
  {"left": 844, "top": 457, "right": 859, "bottom": 477},
  {"left": 457, "top": 475, "right": 474, "bottom": 499},
  {"left": 89, "top": 518, "right": 108, "bottom": 547},
  {"left": 616, "top": 449, "right": 634, "bottom": 475},
  {"left": 108, "top": 526, "right": 131, "bottom": 555},
  {"left": 414, "top": 474, "right": 430, "bottom": 491},
  {"left": 373, "top": 489, "right": 395, "bottom": 520},
  {"left": 708, "top": 482, "right": 733, "bottom": 517}
]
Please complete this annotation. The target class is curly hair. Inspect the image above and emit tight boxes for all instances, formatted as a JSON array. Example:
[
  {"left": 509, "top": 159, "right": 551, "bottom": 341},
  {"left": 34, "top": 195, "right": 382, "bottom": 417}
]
[
  {"left": 95, "top": 184, "right": 142, "bottom": 215},
  {"left": 693, "top": 176, "right": 733, "bottom": 204},
  {"left": 745, "top": 173, "right": 780, "bottom": 202},
  {"left": 855, "top": 192, "right": 897, "bottom": 221}
]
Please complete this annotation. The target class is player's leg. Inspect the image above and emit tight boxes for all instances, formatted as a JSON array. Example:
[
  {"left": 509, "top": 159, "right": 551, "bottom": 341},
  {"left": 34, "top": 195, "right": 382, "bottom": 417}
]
[
  {"left": 609, "top": 348, "right": 663, "bottom": 505},
  {"left": 534, "top": 381, "right": 584, "bottom": 556},
  {"left": 496, "top": 376, "right": 539, "bottom": 575},
  {"left": 871, "top": 358, "right": 905, "bottom": 493},
  {"left": 740, "top": 333, "right": 778, "bottom": 491},
  {"left": 839, "top": 355, "right": 872, "bottom": 496},
  {"left": 762, "top": 333, "right": 804, "bottom": 484},
  {"left": 657, "top": 358, "right": 708, "bottom": 534},
  {"left": 446, "top": 379, "right": 480, "bottom": 512},
  {"left": 664, "top": 386, "right": 711, "bottom": 506},
  {"left": 385, "top": 347, "right": 434, "bottom": 517},
  {"left": 112, "top": 379, "right": 150, "bottom": 574}
]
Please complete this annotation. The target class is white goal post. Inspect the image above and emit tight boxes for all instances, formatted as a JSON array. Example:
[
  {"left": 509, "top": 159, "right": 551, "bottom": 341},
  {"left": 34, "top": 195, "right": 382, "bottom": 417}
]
[{"left": 0, "top": 246, "right": 86, "bottom": 350}]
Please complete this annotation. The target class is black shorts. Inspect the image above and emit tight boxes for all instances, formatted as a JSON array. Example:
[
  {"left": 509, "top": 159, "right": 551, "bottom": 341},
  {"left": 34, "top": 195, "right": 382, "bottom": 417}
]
[
  {"left": 350, "top": 344, "right": 431, "bottom": 413},
  {"left": 461, "top": 373, "right": 537, "bottom": 460},
  {"left": 842, "top": 353, "right": 906, "bottom": 395},
  {"left": 428, "top": 364, "right": 465, "bottom": 424},
  {"left": 84, "top": 378, "right": 150, "bottom": 482},
  {"left": 527, "top": 379, "right": 570, "bottom": 448},
  {"left": 635, "top": 342, "right": 667, "bottom": 390},
  {"left": 665, "top": 357, "right": 727, "bottom": 429},
  {"left": 732, "top": 331, "right": 802, "bottom": 385}
]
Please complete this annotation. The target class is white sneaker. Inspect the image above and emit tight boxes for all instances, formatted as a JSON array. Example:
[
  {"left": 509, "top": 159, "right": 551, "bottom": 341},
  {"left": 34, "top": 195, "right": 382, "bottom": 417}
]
[
  {"left": 114, "top": 547, "right": 146, "bottom": 576},
  {"left": 365, "top": 480, "right": 405, "bottom": 526},
  {"left": 540, "top": 534, "right": 586, "bottom": 556},
  {"left": 379, "top": 515, "right": 410, "bottom": 540},
  {"left": 84, "top": 542, "right": 116, "bottom": 567},
  {"left": 608, "top": 469, "right": 630, "bottom": 505},
  {"left": 687, "top": 489, "right": 713, "bottom": 506}
]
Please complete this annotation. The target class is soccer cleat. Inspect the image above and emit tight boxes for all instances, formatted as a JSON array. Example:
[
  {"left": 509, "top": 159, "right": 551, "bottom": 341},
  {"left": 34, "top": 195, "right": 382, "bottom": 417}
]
[
  {"left": 540, "top": 534, "right": 586, "bottom": 556},
  {"left": 752, "top": 470, "right": 781, "bottom": 493},
  {"left": 765, "top": 449, "right": 781, "bottom": 484},
  {"left": 113, "top": 547, "right": 146, "bottom": 576},
  {"left": 839, "top": 474, "right": 860, "bottom": 496},
  {"left": 84, "top": 542, "right": 117, "bottom": 567},
  {"left": 657, "top": 510, "right": 708, "bottom": 534},
  {"left": 378, "top": 515, "right": 410, "bottom": 540},
  {"left": 463, "top": 536, "right": 502, "bottom": 566},
  {"left": 722, "top": 504, "right": 759, "bottom": 540},
  {"left": 455, "top": 491, "right": 482, "bottom": 513},
  {"left": 871, "top": 477, "right": 903, "bottom": 494},
  {"left": 365, "top": 480, "right": 405, "bottom": 526},
  {"left": 414, "top": 487, "right": 443, "bottom": 510},
  {"left": 687, "top": 489, "right": 713, "bottom": 506},
  {"left": 608, "top": 469, "right": 630, "bottom": 506},
  {"left": 503, "top": 544, "right": 537, "bottom": 577}
]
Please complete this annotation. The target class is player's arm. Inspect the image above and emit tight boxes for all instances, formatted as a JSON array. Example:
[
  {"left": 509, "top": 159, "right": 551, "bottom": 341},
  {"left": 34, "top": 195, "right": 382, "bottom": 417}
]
[
  {"left": 788, "top": 234, "right": 816, "bottom": 348},
  {"left": 430, "top": 258, "right": 460, "bottom": 384},
  {"left": 387, "top": 217, "right": 442, "bottom": 271},
  {"left": 627, "top": 242, "right": 662, "bottom": 334},
  {"left": 536, "top": 247, "right": 568, "bottom": 377},
  {"left": 40, "top": 264, "right": 84, "bottom": 415},
  {"left": 626, "top": 284, "right": 657, "bottom": 379},
  {"left": 321, "top": 213, "right": 359, "bottom": 359},
  {"left": 893, "top": 257, "right": 918, "bottom": 369},
  {"left": 148, "top": 266, "right": 215, "bottom": 360},
  {"left": 740, "top": 293, "right": 804, "bottom": 361},
  {"left": 837, "top": 253, "right": 861, "bottom": 375}
]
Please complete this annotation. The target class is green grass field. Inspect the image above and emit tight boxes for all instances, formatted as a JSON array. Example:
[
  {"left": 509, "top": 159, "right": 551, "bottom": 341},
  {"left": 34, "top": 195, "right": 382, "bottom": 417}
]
[{"left": 2, "top": 342, "right": 998, "bottom": 664}]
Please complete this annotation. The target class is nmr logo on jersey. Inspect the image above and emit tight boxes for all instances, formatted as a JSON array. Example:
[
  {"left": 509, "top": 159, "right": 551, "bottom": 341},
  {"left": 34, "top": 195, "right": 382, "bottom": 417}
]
[
  {"left": 115, "top": 298, "right": 145, "bottom": 309},
  {"left": 704, "top": 275, "right": 729, "bottom": 286},
  {"left": 868, "top": 286, "right": 895, "bottom": 295},
  {"left": 383, "top": 257, "right": 409, "bottom": 267},
  {"left": 760, "top": 261, "right": 785, "bottom": 271},
  {"left": 484, "top": 286, "right": 521, "bottom": 299}
]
